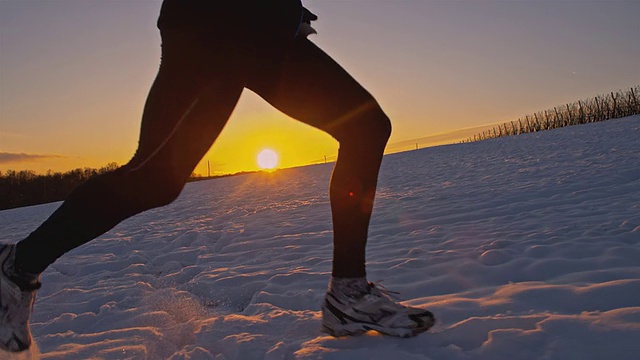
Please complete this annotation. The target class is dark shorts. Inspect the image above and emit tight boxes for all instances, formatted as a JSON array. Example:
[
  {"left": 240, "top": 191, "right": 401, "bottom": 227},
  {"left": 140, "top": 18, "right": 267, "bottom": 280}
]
[
  {"left": 156, "top": 0, "right": 306, "bottom": 86},
  {"left": 157, "top": 0, "right": 303, "bottom": 49}
]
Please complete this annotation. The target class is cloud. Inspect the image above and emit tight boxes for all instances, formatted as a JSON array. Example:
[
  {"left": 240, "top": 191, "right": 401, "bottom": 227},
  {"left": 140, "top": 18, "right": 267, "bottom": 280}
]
[{"left": 0, "top": 152, "right": 65, "bottom": 164}]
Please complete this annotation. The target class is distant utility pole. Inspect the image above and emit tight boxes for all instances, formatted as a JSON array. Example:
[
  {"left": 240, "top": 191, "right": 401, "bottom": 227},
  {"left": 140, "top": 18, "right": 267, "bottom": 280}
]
[
  {"left": 324, "top": 155, "right": 327, "bottom": 163},
  {"left": 207, "top": 161, "right": 210, "bottom": 177},
  {"left": 416, "top": 143, "right": 418, "bottom": 150}
]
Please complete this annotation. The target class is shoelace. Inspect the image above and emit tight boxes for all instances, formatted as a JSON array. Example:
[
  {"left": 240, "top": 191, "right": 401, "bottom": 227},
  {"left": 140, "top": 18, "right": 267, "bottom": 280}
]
[{"left": 368, "top": 281, "right": 402, "bottom": 300}]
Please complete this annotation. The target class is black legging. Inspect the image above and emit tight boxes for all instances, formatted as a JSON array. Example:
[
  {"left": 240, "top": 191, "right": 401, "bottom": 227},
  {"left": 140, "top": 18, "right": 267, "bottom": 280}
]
[{"left": 15, "top": 1, "right": 391, "bottom": 279}]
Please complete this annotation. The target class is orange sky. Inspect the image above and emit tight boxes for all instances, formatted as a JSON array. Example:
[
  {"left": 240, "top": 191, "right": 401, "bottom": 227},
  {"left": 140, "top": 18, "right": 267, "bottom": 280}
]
[{"left": 1, "top": 1, "right": 638, "bottom": 176}]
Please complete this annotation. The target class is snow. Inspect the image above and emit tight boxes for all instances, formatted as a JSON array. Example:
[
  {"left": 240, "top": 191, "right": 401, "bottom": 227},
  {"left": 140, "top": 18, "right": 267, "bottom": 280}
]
[{"left": 1, "top": 115, "right": 639, "bottom": 360}]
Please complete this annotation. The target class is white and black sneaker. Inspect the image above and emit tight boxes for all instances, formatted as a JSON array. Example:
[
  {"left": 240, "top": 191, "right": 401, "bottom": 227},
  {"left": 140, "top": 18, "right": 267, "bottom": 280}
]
[
  {"left": 321, "top": 282, "right": 435, "bottom": 338},
  {"left": 0, "top": 244, "right": 41, "bottom": 352}
]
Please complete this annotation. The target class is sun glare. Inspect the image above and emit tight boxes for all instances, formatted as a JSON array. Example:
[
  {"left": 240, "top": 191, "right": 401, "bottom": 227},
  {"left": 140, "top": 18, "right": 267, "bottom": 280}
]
[{"left": 257, "top": 149, "right": 279, "bottom": 170}]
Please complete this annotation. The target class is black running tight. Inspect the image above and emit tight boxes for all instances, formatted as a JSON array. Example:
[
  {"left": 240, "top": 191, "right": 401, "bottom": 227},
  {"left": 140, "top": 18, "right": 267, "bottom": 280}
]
[{"left": 16, "top": 10, "right": 391, "bottom": 279}]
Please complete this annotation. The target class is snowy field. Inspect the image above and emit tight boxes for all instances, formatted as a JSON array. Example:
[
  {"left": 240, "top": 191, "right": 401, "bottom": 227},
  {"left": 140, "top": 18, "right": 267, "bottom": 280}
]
[{"left": 1, "top": 115, "right": 639, "bottom": 360}]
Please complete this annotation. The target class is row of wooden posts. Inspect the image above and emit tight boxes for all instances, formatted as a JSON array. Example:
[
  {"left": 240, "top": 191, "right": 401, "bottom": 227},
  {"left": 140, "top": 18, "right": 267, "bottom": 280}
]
[{"left": 464, "top": 86, "right": 640, "bottom": 143}]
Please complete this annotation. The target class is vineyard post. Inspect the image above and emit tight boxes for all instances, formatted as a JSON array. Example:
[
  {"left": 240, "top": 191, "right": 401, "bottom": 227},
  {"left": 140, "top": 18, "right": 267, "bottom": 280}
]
[
  {"left": 518, "top": 118, "right": 524, "bottom": 134},
  {"left": 554, "top": 107, "right": 562, "bottom": 128},
  {"left": 544, "top": 110, "right": 551, "bottom": 129},
  {"left": 631, "top": 88, "right": 640, "bottom": 114}
]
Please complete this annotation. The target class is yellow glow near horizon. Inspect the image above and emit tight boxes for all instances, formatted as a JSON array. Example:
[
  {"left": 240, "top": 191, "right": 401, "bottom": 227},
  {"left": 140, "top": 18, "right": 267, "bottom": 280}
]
[
  {"left": 188, "top": 95, "right": 340, "bottom": 176},
  {"left": 257, "top": 149, "right": 278, "bottom": 170},
  {"left": 1, "top": 2, "right": 638, "bottom": 177}
]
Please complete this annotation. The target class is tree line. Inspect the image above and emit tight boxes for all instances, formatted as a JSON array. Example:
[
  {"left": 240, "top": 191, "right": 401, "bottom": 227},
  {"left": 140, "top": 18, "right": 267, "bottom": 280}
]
[
  {"left": 0, "top": 163, "right": 120, "bottom": 211},
  {"left": 464, "top": 86, "right": 640, "bottom": 143},
  {"left": 0, "top": 164, "right": 256, "bottom": 211}
]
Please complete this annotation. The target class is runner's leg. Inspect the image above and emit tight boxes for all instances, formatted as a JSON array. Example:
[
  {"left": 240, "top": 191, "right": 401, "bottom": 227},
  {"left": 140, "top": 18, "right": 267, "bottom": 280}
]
[
  {"left": 247, "top": 38, "right": 392, "bottom": 279},
  {"left": 14, "top": 31, "right": 245, "bottom": 274},
  {"left": 248, "top": 39, "right": 436, "bottom": 337}
]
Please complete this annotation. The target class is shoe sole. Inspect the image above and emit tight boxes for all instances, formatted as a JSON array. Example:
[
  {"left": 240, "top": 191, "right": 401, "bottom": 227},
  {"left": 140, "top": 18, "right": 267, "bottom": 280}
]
[{"left": 321, "top": 315, "right": 435, "bottom": 338}]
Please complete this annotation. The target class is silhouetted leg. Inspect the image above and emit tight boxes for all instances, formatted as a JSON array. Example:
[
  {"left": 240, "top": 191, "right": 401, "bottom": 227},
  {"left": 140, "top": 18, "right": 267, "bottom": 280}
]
[
  {"left": 15, "top": 32, "right": 245, "bottom": 274},
  {"left": 247, "top": 39, "right": 392, "bottom": 278}
]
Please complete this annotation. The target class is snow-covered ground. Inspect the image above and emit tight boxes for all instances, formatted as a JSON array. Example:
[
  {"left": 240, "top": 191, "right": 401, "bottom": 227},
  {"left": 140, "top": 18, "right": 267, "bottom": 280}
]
[{"left": 1, "top": 115, "right": 639, "bottom": 360}]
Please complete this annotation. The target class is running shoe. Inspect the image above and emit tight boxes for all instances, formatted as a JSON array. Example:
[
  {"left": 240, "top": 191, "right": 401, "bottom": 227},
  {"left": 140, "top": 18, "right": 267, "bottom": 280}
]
[
  {"left": 0, "top": 244, "right": 40, "bottom": 352},
  {"left": 321, "top": 282, "right": 435, "bottom": 337}
]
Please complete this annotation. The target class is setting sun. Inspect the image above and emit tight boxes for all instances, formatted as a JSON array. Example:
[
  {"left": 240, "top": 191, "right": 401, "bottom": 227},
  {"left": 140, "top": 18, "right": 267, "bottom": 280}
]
[{"left": 257, "top": 149, "right": 279, "bottom": 170}]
